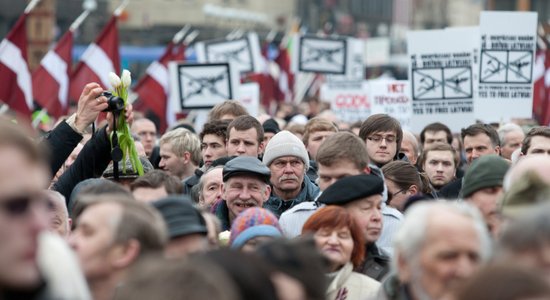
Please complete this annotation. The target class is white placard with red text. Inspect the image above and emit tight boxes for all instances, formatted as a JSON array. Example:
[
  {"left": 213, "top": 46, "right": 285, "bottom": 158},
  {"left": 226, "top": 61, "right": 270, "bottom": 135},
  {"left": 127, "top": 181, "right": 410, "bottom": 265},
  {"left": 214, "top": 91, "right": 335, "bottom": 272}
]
[
  {"left": 237, "top": 82, "right": 260, "bottom": 117},
  {"left": 369, "top": 80, "right": 412, "bottom": 131},
  {"left": 320, "top": 81, "right": 370, "bottom": 123}
]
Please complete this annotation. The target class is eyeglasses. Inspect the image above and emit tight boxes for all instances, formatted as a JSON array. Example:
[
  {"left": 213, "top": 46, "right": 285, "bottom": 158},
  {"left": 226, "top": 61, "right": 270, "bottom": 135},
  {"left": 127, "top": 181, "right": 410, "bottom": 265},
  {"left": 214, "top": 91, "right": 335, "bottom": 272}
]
[
  {"left": 387, "top": 188, "right": 407, "bottom": 204},
  {"left": 367, "top": 135, "right": 396, "bottom": 144},
  {"left": 0, "top": 194, "right": 46, "bottom": 217},
  {"left": 272, "top": 159, "right": 304, "bottom": 169}
]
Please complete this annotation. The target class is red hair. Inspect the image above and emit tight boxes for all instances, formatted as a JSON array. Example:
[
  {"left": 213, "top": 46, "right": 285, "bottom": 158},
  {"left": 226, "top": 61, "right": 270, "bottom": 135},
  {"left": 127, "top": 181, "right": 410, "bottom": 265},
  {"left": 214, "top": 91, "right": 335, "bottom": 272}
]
[{"left": 302, "top": 206, "right": 365, "bottom": 268}]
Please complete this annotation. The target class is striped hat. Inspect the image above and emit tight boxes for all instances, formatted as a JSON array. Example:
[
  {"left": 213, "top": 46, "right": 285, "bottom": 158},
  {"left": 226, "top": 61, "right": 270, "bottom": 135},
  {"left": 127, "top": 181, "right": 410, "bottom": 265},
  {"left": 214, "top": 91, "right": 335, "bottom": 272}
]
[{"left": 229, "top": 207, "right": 282, "bottom": 248}]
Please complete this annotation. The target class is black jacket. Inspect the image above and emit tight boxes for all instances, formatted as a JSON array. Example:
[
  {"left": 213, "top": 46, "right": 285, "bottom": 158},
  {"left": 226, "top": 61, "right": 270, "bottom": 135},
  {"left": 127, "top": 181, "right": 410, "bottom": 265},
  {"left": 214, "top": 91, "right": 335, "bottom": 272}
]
[
  {"left": 52, "top": 127, "right": 113, "bottom": 203},
  {"left": 42, "top": 121, "right": 83, "bottom": 177},
  {"left": 357, "top": 243, "right": 391, "bottom": 281},
  {"left": 437, "top": 177, "right": 463, "bottom": 199}
]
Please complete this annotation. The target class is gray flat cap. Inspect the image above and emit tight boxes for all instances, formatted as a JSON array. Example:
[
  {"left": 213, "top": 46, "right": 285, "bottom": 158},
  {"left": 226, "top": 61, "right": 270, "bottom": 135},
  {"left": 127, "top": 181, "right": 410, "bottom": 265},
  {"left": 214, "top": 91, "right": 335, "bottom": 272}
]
[{"left": 223, "top": 156, "right": 271, "bottom": 183}]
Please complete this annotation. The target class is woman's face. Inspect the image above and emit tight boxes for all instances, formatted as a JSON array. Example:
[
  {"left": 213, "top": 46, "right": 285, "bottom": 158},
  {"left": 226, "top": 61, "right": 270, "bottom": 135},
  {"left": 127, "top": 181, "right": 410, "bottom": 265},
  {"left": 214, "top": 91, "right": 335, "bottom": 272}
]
[{"left": 314, "top": 226, "right": 354, "bottom": 272}]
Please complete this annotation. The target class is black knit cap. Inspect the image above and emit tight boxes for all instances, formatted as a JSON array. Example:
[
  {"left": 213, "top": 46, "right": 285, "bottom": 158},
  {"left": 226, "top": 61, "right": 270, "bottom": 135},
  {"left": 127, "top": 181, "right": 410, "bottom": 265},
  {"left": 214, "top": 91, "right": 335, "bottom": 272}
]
[{"left": 318, "top": 174, "right": 384, "bottom": 205}]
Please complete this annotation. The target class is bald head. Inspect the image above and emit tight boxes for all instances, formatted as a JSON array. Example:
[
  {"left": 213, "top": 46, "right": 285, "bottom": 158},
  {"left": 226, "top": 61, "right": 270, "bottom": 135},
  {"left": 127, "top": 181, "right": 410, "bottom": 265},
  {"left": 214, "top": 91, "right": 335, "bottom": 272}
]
[{"left": 503, "top": 155, "right": 550, "bottom": 191}]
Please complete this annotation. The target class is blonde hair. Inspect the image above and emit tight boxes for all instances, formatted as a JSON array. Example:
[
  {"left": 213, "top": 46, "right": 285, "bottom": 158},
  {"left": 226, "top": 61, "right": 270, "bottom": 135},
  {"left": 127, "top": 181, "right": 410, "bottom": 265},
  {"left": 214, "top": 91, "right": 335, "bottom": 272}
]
[{"left": 160, "top": 128, "right": 202, "bottom": 166}]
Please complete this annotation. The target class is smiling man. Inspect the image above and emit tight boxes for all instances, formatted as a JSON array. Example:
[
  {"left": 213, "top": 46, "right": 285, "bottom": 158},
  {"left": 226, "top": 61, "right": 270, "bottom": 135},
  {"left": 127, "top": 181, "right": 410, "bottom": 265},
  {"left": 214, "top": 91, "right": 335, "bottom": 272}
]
[{"left": 211, "top": 156, "right": 271, "bottom": 230}]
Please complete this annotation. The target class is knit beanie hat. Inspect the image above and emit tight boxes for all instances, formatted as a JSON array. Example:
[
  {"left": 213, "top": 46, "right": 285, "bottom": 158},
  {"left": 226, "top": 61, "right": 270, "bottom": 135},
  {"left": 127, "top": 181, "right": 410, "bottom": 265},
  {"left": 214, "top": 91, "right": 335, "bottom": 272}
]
[
  {"left": 462, "top": 154, "right": 510, "bottom": 198},
  {"left": 229, "top": 207, "right": 282, "bottom": 248},
  {"left": 262, "top": 130, "right": 309, "bottom": 170}
]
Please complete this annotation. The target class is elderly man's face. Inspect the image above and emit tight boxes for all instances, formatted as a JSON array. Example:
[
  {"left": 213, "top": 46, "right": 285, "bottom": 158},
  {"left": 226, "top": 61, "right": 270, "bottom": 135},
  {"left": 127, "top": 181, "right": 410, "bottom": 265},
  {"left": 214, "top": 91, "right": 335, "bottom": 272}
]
[
  {"left": 343, "top": 195, "right": 383, "bottom": 244},
  {"left": 269, "top": 156, "right": 306, "bottom": 195},
  {"left": 199, "top": 168, "right": 223, "bottom": 208},
  {"left": 501, "top": 130, "right": 524, "bottom": 159},
  {"left": 223, "top": 175, "right": 271, "bottom": 220},
  {"left": 0, "top": 146, "right": 49, "bottom": 289},
  {"left": 70, "top": 202, "right": 122, "bottom": 281},
  {"left": 401, "top": 212, "right": 483, "bottom": 300}
]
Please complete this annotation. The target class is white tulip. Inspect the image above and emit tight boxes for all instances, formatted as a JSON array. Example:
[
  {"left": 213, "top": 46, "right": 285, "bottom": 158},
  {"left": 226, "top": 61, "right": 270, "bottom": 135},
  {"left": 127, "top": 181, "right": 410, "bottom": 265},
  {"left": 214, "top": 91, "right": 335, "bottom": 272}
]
[
  {"left": 109, "top": 72, "right": 121, "bottom": 88},
  {"left": 121, "top": 69, "right": 131, "bottom": 87}
]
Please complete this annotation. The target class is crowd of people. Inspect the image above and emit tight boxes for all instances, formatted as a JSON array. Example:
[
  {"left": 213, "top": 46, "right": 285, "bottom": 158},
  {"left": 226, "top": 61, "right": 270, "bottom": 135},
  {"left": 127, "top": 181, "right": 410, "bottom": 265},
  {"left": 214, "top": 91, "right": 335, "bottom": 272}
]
[{"left": 1, "top": 81, "right": 550, "bottom": 300}]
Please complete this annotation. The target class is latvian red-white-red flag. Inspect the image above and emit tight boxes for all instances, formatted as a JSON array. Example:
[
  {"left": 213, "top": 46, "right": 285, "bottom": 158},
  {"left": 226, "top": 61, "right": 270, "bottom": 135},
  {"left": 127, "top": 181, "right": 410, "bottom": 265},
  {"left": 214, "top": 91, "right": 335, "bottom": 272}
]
[
  {"left": 32, "top": 30, "right": 73, "bottom": 118},
  {"left": 69, "top": 16, "right": 120, "bottom": 102},
  {"left": 0, "top": 12, "right": 33, "bottom": 117},
  {"left": 133, "top": 42, "right": 185, "bottom": 132}
]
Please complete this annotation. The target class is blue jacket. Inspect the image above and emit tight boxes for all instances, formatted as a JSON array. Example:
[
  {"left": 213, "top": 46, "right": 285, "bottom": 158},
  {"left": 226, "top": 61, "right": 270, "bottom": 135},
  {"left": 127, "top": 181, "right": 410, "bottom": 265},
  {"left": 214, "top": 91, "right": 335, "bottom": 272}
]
[{"left": 264, "top": 176, "right": 320, "bottom": 218}]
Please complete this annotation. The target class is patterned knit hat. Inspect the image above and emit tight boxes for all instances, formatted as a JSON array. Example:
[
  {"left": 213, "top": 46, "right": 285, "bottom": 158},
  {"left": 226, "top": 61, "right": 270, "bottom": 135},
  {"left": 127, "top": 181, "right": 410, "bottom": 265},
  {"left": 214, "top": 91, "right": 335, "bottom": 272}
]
[
  {"left": 262, "top": 130, "right": 309, "bottom": 170},
  {"left": 229, "top": 207, "right": 282, "bottom": 248}
]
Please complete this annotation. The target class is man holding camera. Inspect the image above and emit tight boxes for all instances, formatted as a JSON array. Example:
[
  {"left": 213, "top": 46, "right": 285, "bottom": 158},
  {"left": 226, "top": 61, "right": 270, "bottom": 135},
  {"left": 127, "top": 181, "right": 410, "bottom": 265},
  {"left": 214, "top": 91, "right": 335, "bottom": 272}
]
[{"left": 49, "top": 82, "right": 135, "bottom": 200}]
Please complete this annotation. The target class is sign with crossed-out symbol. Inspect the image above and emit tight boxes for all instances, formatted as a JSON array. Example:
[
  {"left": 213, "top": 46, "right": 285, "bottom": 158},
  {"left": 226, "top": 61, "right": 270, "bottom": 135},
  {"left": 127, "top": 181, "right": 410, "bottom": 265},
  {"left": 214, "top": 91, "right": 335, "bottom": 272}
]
[
  {"left": 298, "top": 36, "right": 347, "bottom": 74},
  {"left": 205, "top": 38, "right": 254, "bottom": 74},
  {"left": 480, "top": 50, "right": 532, "bottom": 83},
  {"left": 176, "top": 63, "right": 234, "bottom": 109},
  {"left": 412, "top": 67, "right": 472, "bottom": 100}
]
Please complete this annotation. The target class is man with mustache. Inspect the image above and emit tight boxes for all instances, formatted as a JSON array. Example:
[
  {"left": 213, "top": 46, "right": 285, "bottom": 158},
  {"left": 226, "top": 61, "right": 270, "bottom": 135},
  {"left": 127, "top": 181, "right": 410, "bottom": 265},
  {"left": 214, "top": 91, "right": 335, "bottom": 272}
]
[
  {"left": 262, "top": 131, "right": 321, "bottom": 218},
  {"left": 212, "top": 156, "right": 272, "bottom": 230}
]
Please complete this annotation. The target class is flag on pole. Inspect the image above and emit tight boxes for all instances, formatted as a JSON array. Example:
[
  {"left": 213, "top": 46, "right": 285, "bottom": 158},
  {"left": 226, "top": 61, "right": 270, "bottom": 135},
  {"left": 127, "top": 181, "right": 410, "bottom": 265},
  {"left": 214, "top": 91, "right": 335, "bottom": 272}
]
[
  {"left": 32, "top": 31, "right": 73, "bottom": 118},
  {"left": 533, "top": 35, "right": 550, "bottom": 126},
  {"left": 133, "top": 42, "right": 185, "bottom": 133},
  {"left": 274, "top": 45, "right": 294, "bottom": 103},
  {"left": 69, "top": 16, "right": 120, "bottom": 102},
  {"left": 0, "top": 11, "right": 33, "bottom": 117}
]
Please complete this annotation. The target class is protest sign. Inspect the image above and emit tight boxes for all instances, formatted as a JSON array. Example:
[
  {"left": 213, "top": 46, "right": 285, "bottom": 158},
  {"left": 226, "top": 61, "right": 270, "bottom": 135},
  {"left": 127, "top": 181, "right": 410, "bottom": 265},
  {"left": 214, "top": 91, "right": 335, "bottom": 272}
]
[
  {"left": 320, "top": 81, "right": 370, "bottom": 123},
  {"left": 408, "top": 28, "right": 477, "bottom": 133},
  {"left": 369, "top": 80, "right": 412, "bottom": 130},
  {"left": 477, "top": 11, "right": 537, "bottom": 122},
  {"left": 237, "top": 82, "right": 260, "bottom": 117}
]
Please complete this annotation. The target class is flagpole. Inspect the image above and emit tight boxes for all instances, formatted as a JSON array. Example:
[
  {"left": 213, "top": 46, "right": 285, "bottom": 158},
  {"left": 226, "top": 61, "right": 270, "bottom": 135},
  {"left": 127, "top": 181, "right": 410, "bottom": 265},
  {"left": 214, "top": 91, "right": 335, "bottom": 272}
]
[
  {"left": 183, "top": 30, "right": 199, "bottom": 45},
  {"left": 24, "top": 0, "right": 41, "bottom": 14},
  {"left": 69, "top": 10, "right": 91, "bottom": 32},
  {"left": 173, "top": 25, "right": 191, "bottom": 44},
  {"left": 114, "top": 0, "right": 130, "bottom": 17}
]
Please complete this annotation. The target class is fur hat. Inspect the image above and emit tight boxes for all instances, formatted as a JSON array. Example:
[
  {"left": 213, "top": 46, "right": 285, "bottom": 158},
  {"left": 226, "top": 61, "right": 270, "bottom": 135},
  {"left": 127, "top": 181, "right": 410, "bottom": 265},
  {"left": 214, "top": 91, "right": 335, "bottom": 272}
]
[
  {"left": 262, "top": 130, "right": 309, "bottom": 170},
  {"left": 229, "top": 207, "right": 282, "bottom": 248}
]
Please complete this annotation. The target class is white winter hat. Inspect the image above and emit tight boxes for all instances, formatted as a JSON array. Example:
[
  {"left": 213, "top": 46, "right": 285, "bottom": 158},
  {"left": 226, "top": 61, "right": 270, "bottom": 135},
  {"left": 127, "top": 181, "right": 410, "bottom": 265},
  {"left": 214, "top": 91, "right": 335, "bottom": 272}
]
[{"left": 263, "top": 130, "right": 309, "bottom": 170}]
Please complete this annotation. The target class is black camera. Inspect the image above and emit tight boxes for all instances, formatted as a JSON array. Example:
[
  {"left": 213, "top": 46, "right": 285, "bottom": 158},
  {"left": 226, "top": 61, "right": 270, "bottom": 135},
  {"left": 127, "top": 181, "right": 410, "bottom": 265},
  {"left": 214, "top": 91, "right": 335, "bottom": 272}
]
[{"left": 100, "top": 91, "right": 125, "bottom": 113}]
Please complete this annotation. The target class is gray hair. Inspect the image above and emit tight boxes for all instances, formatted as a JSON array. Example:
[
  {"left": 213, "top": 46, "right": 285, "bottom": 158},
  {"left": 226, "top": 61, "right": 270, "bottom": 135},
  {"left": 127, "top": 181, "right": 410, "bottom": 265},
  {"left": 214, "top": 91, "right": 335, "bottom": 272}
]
[
  {"left": 497, "top": 202, "right": 550, "bottom": 255},
  {"left": 497, "top": 123, "right": 523, "bottom": 146},
  {"left": 393, "top": 201, "right": 492, "bottom": 272}
]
